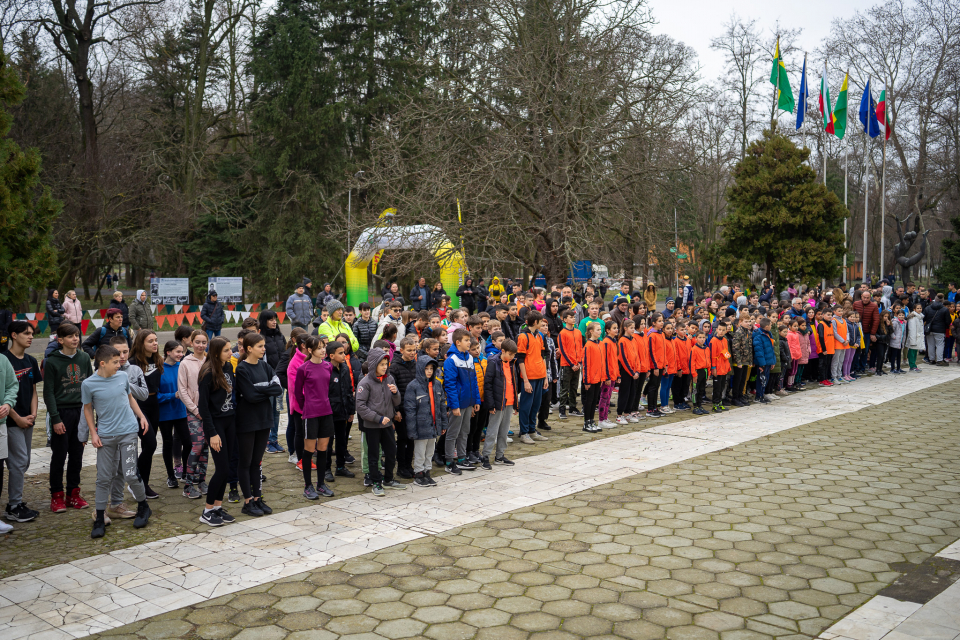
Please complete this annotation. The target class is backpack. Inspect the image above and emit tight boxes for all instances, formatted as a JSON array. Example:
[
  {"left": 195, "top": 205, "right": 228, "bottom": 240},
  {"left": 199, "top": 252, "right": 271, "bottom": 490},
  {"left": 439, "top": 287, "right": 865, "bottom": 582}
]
[{"left": 100, "top": 326, "right": 129, "bottom": 341}]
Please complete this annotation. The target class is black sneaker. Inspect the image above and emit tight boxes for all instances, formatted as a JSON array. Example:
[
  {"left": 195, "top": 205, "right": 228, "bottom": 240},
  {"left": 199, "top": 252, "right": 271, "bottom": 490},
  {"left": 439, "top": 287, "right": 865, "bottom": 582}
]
[
  {"left": 425, "top": 471, "right": 438, "bottom": 485},
  {"left": 414, "top": 472, "right": 429, "bottom": 486},
  {"left": 256, "top": 497, "right": 273, "bottom": 515},
  {"left": 467, "top": 452, "right": 481, "bottom": 465},
  {"left": 344, "top": 453, "right": 356, "bottom": 465},
  {"left": 91, "top": 517, "right": 106, "bottom": 539},
  {"left": 480, "top": 457, "right": 492, "bottom": 470},
  {"left": 166, "top": 477, "right": 179, "bottom": 489},
  {"left": 446, "top": 462, "right": 462, "bottom": 475},
  {"left": 458, "top": 459, "right": 476, "bottom": 471},
  {"left": 336, "top": 467, "right": 356, "bottom": 478},
  {"left": 582, "top": 422, "right": 601, "bottom": 433},
  {"left": 494, "top": 456, "right": 515, "bottom": 466},
  {"left": 324, "top": 470, "right": 336, "bottom": 483},
  {"left": 363, "top": 473, "right": 372, "bottom": 487},
  {"left": 133, "top": 502, "right": 152, "bottom": 529},
  {"left": 199, "top": 509, "right": 223, "bottom": 527},
  {"left": 646, "top": 410, "right": 663, "bottom": 418},
  {"left": 5, "top": 502, "right": 39, "bottom": 522},
  {"left": 432, "top": 452, "right": 445, "bottom": 467},
  {"left": 241, "top": 501, "right": 264, "bottom": 517},
  {"left": 144, "top": 485, "right": 159, "bottom": 500},
  {"left": 228, "top": 488, "right": 240, "bottom": 503},
  {"left": 538, "top": 424, "right": 552, "bottom": 431},
  {"left": 558, "top": 410, "right": 567, "bottom": 420},
  {"left": 568, "top": 408, "right": 583, "bottom": 417},
  {"left": 396, "top": 467, "right": 415, "bottom": 479},
  {"left": 217, "top": 508, "right": 235, "bottom": 523}
]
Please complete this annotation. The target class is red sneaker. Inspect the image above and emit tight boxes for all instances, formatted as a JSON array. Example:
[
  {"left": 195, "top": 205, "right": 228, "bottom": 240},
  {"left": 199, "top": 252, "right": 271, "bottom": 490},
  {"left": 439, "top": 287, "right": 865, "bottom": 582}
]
[
  {"left": 50, "top": 491, "right": 66, "bottom": 513},
  {"left": 67, "top": 488, "right": 89, "bottom": 509},
  {"left": 295, "top": 459, "right": 317, "bottom": 470}
]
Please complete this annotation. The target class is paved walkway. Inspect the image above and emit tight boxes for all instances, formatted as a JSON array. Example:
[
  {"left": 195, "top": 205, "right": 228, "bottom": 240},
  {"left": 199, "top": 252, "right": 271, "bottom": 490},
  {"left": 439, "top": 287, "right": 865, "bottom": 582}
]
[{"left": 2, "top": 368, "right": 960, "bottom": 639}]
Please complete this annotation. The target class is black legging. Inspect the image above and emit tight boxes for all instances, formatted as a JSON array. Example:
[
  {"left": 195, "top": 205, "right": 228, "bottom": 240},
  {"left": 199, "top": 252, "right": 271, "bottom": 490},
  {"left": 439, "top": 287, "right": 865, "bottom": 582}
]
[
  {"left": 159, "top": 418, "right": 191, "bottom": 481},
  {"left": 364, "top": 427, "right": 396, "bottom": 485},
  {"left": 582, "top": 382, "right": 601, "bottom": 423},
  {"left": 138, "top": 407, "right": 159, "bottom": 486},
  {"left": 326, "top": 420, "right": 350, "bottom": 470},
  {"left": 50, "top": 407, "right": 84, "bottom": 495},
  {"left": 207, "top": 416, "right": 236, "bottom": 504},
  {"left": 468, "top": 409, "right": 489, "bottom": 455},
  {"left": 237, "top": 429, "right": 269, "bottom": 499},
  {"left": 731, "top": 366, "right": 749, "bottom": 401},
  {"left": 646, "top": 373, "right": 661, "bottom": 411},
  {"left": 630, "top": 372, "right": 647, "bottom": 413},
  {"left": 290, "top": 411, "right": 304, "bottom": 461},
  {"left": 616, "top": 367, "right": 635, "bottom": 416}
]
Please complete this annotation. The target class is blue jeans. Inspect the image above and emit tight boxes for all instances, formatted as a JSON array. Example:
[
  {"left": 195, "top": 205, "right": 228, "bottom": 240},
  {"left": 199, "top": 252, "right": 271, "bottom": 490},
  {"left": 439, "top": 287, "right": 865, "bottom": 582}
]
[
  {"left": 268, "top": 404, "right": 281, "bottom": 445},
  {"left": 517, "top": 378, "right": 544, "bottom": 435},
  {"left": 755, "top": 366, "right": 769, "bottom": 400},
  {"left": 205, "top": 328, "right": 221, "bottom": 340},
  {"left": 659, "top": 374, "right": 675, "bottom": 407}
]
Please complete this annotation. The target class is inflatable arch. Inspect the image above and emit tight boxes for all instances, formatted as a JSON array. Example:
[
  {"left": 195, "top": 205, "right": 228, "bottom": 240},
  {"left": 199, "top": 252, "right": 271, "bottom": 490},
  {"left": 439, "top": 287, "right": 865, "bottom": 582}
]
[{"left": 346, "top": 214, "right": 466, "bottom": 309}]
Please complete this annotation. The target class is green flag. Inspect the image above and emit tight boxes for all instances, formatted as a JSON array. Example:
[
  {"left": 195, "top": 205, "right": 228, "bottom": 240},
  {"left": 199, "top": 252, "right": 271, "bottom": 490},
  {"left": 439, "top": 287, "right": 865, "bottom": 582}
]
[
  {"left": 769, "top": 38, "right": 795, "bottom": 114},
  {"left": 833, "top": 72, "right": 848, "bottom": 140}
]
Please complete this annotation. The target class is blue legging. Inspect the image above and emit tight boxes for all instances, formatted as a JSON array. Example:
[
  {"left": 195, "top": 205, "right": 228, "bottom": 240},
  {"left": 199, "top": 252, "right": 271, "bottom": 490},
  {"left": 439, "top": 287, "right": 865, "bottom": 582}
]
[{"left": 659, "top": 374, "right": 675, "bottom": 407}]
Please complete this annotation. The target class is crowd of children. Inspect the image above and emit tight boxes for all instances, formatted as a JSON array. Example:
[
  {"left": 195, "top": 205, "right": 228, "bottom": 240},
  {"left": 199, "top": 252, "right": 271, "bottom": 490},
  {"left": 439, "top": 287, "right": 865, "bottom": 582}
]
[{"left": 0, "top": 276, "right": 952, "bottom": 537}]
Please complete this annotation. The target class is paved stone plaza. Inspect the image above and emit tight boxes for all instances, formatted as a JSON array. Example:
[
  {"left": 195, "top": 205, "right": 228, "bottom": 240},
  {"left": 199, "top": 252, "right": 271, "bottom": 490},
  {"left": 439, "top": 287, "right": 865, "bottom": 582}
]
[{"left": 3, "top": 369, "right": 960, "bottom": 640}]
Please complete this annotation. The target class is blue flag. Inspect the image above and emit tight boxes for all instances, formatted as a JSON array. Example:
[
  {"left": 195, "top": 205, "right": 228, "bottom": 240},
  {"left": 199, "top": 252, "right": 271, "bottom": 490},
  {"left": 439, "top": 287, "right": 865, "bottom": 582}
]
[
  {"left": 796, "top": 56, "right": 808, "bottom": 130},
  {"left": 859, "top": 79, "right": 881, "bottom": 138}
]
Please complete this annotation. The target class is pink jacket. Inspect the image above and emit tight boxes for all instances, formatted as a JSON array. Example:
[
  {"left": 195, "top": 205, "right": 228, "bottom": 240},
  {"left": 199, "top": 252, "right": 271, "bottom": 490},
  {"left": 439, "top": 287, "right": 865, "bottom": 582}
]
[
  {"left": 797, "top": 330, "right": 810, "bottom": 364},
  {"left": 287, "top": 349, "right": 308, "bottom": 414},
  {"left": 786, "top": 331, "right": 802, "bottom": 362},
  {"left": 177, "top": 353, "right": 205, "bottom": 417},
  {"left": 64, "top": 297, "right": 83, "bottom": 324}
]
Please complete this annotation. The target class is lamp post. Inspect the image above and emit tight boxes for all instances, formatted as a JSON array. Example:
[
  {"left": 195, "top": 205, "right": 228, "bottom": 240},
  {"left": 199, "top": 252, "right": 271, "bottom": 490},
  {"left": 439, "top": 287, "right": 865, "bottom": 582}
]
[
  {"left": 347, "top": 170, "right": 365, "bottom": 256},
  {"left": 674, "top": 198, "right": 684, "bottom": 299}
]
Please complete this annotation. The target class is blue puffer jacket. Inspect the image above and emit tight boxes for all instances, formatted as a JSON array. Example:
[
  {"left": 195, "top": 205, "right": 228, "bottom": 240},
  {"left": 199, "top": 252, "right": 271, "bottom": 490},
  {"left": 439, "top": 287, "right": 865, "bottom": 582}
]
[
  {"left": 752, "top": 327, "right": 776, "bottom": 367},
  {"left": 404, "top": 356, "right": 448, "bottom": 440},
  {"left": 442, "top": 344, "right": 481, "bottom": 410}
]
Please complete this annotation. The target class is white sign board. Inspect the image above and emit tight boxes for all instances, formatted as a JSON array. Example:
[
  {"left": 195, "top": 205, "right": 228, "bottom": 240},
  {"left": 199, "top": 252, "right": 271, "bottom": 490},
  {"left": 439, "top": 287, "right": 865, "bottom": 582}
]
[
  {"left": 208, "top": 277, "right": 243, "bottom": 303},
  {"left": 149, "top": 278, "right": 189, "bottom": 305}
]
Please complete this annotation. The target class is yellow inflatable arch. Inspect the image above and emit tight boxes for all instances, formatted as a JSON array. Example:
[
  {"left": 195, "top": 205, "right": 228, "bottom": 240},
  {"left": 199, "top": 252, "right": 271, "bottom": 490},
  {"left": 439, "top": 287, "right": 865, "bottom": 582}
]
[{"left": 345, "top": 214, "right": 466, "bottom": 309}]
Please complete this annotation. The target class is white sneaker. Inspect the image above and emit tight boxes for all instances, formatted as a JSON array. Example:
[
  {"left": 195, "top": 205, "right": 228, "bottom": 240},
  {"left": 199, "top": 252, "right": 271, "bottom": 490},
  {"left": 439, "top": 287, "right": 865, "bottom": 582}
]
[
  {"left": 600, "top": 420, "right": 616, "bottom": 429},
  {"left": 661, "top": 407, "right": 675, "bottom": 414},
  {"left": 768, "top": 394, "right": 779, "bottom": 400},
  {"left": 616, "top": 416, "right": 629, "bottom": 425},
  {"left": 0, "top": 520, "right": 12, "bottom": 534},
  {"left": 628, "top": 414, "right": 640, "bottom": 423},
  {"left": 507, "top": 437, "right": 514, "bottom": 443},
  {"left": 531, "top": 433, "right": 549, "bottom": 441},
  {"left": 520, "top": 434, "right": 535, "bottom": 445},
  {"left": 288, "top": 453, "right": 298, "bottom": 464}
]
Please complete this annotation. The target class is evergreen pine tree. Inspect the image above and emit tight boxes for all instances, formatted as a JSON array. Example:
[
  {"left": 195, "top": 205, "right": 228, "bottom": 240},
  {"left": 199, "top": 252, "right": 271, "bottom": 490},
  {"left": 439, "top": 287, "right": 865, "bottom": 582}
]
[
  {"left": 935, "top": 216, "right": 960, "bottom": 285},
  {"left": 0, "top": 53, "right": 61, "bottom": 309},
  {"left": 710, "top": 127, "right": 847, "bottom": 286}
]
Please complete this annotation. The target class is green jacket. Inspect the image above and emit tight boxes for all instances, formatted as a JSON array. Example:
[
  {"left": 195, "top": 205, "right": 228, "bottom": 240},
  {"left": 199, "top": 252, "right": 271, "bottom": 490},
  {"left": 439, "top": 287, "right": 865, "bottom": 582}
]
[
  {"left": 42, "top": 349, "right": 94, "bottom": 424},
  {"left": 577, "top": 316, "right": 605, "bottom": 340},
  {"left": 770, "top": 323, "right": 781, "bottom": 373},
  {"left": 0, "top": 355, "right": 18, "bottom": 458},
  {"left": 130, "top": 299, "right": 154, "bottom": 331},
  {"left": 318, "top": 319, "right": 359, "bottom": 353}
]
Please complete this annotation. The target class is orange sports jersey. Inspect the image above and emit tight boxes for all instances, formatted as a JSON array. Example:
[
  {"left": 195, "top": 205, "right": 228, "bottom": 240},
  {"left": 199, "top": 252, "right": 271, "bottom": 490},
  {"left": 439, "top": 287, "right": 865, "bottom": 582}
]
[
  {"left": 674, "top": 336, "right": 692, "bottom": 375},
  {"left": 516, "top": 329, "right": 547, "bottom": 379},
  {"left": 710, "top": 336, "right": 732, "bottom": 376},
  {"left": 583, "top": 339, "right": 606, "bottom": 385},
  {"left": 664, "top": 337, "right": 678, "bottom": 375},
  {"left": 602, "top": 336, "right": 619, "bottom": 381},
  {"left": 817, "top": 320, "right": 835, "bottom": 355},
  {"left": 690, "top": 344, "right": 711, "bottom": 371},
  {"left": 558, "top": 327, "right": 584, "bottom": 367},
  {"left": 618, "top": 335, "right": 641, "bottom": 376},
  {"left": 634, "top": 332, "right": 651, "bottom": 372},
  {"left": 647, "top": 330, "right": 668, "bottom": 370}
]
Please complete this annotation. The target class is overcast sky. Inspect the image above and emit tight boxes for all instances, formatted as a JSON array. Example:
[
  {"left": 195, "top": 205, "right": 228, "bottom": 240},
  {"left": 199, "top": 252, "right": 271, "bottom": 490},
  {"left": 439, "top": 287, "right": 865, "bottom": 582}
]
[{"left": 647, "top": 0, "right": 878, "bottom": 82}]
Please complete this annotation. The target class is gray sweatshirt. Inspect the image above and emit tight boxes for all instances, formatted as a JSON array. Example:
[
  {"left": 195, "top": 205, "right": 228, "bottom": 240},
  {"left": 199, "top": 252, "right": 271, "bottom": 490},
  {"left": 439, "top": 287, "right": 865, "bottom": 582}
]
[{"left": 355, "top": 348, "right": 401, "bottom": 431}]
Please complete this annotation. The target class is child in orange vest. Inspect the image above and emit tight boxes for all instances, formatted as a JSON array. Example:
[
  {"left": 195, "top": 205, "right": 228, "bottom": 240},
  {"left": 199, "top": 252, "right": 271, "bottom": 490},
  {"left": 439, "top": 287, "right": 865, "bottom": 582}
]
[
  {"left": 598, "top": 321, "right": 620, "bottom": 428},
  {"left": 672, "top": 322, "right": 693, "bottom": 411},
  {"left": 690, "top": 330, "right": 711, "bottom": 415},
  {"left": 557, "top": 309, "right": 584, "bottom": 421},
  {"left": 659, "top": 324, "right": 678, "bottom": 413},
  {"left": 710, "top": 322, "right": 732, "bottom": 412},
  {"left": 580, "top": 322, "right": 605, "bottom": 433}
]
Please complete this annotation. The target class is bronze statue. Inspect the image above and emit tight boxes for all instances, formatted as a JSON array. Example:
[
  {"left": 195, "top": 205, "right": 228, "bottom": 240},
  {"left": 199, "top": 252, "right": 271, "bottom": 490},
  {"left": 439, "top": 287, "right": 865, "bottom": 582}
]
[{"left": 893, "top": 213, "right": 929, "bottom": 283}]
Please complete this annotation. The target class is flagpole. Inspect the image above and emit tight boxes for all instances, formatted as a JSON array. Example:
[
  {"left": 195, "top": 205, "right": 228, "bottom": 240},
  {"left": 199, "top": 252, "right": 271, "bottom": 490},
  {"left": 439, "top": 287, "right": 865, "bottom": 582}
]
[
  {"left": 844, "top": 141, "right": 848, "bottom": 278},
  {"left": 880, "top": 123, "right": 886, "bottom": 283},
  {"left": 863, "top": 78, "right": 870, "bottom": 283},
  {"left": 772, "top": 36, "right": 780, "bottom": 123},
  {"left": 823, "top": 61, "right": 828, "bottom": 188}
]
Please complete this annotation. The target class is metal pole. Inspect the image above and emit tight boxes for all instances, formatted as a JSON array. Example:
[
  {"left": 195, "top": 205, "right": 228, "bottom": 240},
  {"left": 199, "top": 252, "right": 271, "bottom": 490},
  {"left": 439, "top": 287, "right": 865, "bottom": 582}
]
[
  {"left": 880, "top": 134, "right": 886, "bottom": 283},
  {"left": 674, "top": 206, "right": 678, "bottom": 299},
  {"left": 863, "top": 140, "right": 869, "bottom": 283},
  {"left": 347, "top": 188, "right": 351, "bottom": 256},
  {"left": 843, "top": 143, "right": 848, "bottom": 276}
]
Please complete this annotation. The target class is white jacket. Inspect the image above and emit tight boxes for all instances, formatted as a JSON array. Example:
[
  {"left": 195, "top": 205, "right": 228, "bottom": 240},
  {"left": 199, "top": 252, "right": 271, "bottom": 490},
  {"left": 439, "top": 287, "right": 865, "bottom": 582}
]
[{"left": 906, "top": 312, "right": 925, "bottom": 351}]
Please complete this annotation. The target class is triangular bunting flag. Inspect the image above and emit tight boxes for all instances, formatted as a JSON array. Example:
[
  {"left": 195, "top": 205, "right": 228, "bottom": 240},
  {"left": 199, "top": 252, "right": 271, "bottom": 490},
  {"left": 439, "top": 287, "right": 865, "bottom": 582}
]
[
  {"left": 92, "top": 319, "right": 104, "bottom": 329},
  {"left": 25, "top": 313, "right": 35, "bottom": 320},
  {"left": 151, "top": 305, "right": 157, "bottom": 314},
  {"left": 277, "top": 312, "right": 286, "bottom": 324},
  {"left": 240, "top": 311, "right": 250, "bottom": 320},
  {"left": 155, "top": 316, "right": 164, "bottom": 328},
  {"left": 175, "top": 313, "right": 185, "bottom": 325},
  {"left": 36, "top": 312, "right": 45, "bottom": 321},
  {"left": 245, "top": 304, "right": 254, "bottom": 312},
  {"left": 26, "top": 320, "right": 38, "bottom": 329},
  {"left": 250, "top": 311, "right": 259, "bottom": 320},
  {"left": 80, "top": 319, "right": 90, "bottom": 335},
  {"left": 37, "top": 320, "right": 48, "bottom": 334}
]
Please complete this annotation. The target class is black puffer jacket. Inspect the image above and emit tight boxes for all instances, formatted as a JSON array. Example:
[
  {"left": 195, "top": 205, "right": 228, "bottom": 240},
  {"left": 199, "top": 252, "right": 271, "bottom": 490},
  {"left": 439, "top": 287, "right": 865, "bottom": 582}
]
[
  {"left": 483, "top": 353, "right": 518, "bottom": 411},
  {"left": 259, "top": 310, "right": 287, "bottom": 369},
  {"left": 353, "top": 317, "right": 378, "bottom": 360},
  {"left": 329, "top": 361, "right": 356, "bottom": 422},
  {"left": 46, "top": 297, "right": 66, "bottom": 330},
  {"left": 389, "top": 355, "right": 418, "bottom": 419},
  {"left": 924, "top": 300, "right": 951, "bottom": 333},
  {"left": 403, "top": 356, "right": 447, "bottom": 440}
]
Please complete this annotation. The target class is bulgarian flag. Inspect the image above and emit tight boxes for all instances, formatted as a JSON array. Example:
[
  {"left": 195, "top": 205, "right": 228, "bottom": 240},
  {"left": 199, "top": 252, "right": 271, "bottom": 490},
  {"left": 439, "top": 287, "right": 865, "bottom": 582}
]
[
  {"left": 769, "top": 38, "right": 795, "bottom": 113},
  {"left": 876, "top": 84, "right": 892, "bottom": 140},
  {"left": 833, "top": 73, "right": 849, "bottom": 140},
  {"left": 819, "top": 65, "right": 835, "bottom": 135}
]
